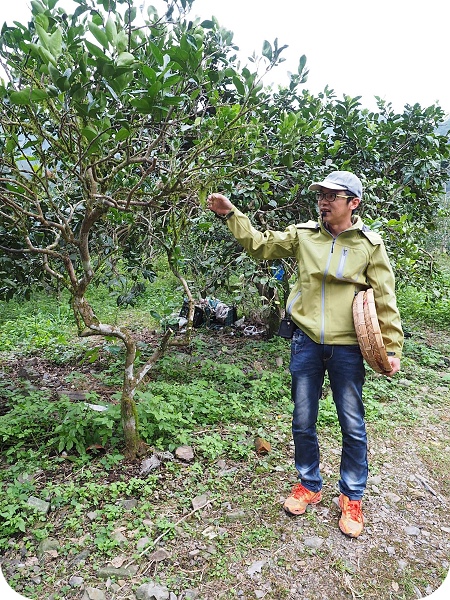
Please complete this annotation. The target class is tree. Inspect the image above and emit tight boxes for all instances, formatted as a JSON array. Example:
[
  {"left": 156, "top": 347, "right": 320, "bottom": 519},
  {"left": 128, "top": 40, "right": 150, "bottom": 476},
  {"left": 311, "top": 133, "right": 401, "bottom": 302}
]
[{"left": 0, "top": 0, "right": 296, "bottom": 455}]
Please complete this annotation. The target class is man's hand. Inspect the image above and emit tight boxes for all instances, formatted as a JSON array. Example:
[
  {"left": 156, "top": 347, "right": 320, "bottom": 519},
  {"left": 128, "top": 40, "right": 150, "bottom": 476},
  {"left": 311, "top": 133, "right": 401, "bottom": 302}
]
[
  {"left": 385, "top": 357, "right": 400, "bottom": 377},
  {"left": 207, "top": 193, "right": 233, "bottom": 216}
]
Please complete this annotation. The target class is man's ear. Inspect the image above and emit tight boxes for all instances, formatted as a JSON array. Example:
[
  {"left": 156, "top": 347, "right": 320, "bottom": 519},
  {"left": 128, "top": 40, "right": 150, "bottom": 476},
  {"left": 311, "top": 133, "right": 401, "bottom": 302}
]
[{"left": 351, "top": 197, "right": 361, "bottom": 209}]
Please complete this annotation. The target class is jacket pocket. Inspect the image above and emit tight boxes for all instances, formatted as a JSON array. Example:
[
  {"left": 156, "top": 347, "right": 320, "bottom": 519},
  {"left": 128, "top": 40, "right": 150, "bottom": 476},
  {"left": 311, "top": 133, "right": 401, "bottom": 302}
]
[{"left": 336, "top": 247, "right": 349, "bottom": 279}]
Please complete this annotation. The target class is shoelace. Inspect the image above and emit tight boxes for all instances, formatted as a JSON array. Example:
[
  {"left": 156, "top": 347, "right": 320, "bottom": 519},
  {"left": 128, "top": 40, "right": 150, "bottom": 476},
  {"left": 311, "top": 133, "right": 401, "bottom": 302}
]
[
  {"left": 345, "top": 500, "right": 363, "bottom": 522},
  {"left": 292, "top": 484, "right": 314, "bottom": 499}
]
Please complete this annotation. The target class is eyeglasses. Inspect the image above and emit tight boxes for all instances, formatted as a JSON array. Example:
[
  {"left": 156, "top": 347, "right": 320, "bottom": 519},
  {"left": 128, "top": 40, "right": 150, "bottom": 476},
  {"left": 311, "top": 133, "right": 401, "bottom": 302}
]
[{"left": 316, "top": 192, "right": 354, "bottom": 202}]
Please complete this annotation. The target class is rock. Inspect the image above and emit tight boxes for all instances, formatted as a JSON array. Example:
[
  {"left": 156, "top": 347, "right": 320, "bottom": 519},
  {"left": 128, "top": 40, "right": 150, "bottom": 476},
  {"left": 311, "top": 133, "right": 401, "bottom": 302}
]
[
  {"left": 146, "top": 548, "right": 171, "bottom": 562},
  {"left": 70, "top": 549, "right": 91, "bottom": 565},
  {"left": 121, "top": 498, "right": 138, "bottom": 510},
  {"left": 82, "top": 588, "right": 106, "bottom": 600},
  {"left": 56, "top": 389, "right": 89, "bottom": 401},
  {"left": 137, "top": 536, "right": 152, "bottom": 551},
  {"left": 175, "top": 445, "right": 195, "bottom": 462},
  {"left": 404, "top": 526, "right": 421, "bottom": 536},
  {"left": 97, "top": 566, "right": 134, "bottom": 579},
  {"left": 69, "top": 576, "right": 84, "bottom": 587},
  {"left": 87, "top": 511, "right": 98, "bottom": 521},
  {"left": 224, "top": 510, "right": 246, "bottom": 523},
  {"left": 183, "top": 590, "right": 199, "bottom": 599},
  {"left": 140, "top": 455, "right": 161, "bottom": 475},
  {"left": 367, "top": 475, "right": 382, "bottom": 485},
  {"left": 191, "top": 493, "right": 210, "bottom": 511},
  {"left": 303, "top": 536, "right": 324, "bottom": 550},
  {"left": 27, "top": 496, "right": 50, "bottom": 514},
  {"left": 111, "top": 530, "right": 128, "bottom": 546},
  {"left": 135, "top": 581, "right": 170, "bottom": 600},
  {"left": 385, "top": 493, "right": 401, "bottom": 503},
  {"left": 37, "top": 538, "right": 60, "bottom": 559}
]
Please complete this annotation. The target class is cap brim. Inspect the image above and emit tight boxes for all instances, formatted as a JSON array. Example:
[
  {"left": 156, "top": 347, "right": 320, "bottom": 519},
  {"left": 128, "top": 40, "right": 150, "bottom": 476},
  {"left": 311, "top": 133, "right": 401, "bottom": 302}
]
[{"left": 308, "top": 181, "right": 347, "bottom": 192}]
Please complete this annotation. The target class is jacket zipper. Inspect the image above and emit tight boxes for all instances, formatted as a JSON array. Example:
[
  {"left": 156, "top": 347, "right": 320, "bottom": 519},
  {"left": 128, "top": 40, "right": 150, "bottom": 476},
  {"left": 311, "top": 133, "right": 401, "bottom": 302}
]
[{"left": 320, "top": 242, "right": 334, "bottom": 343}]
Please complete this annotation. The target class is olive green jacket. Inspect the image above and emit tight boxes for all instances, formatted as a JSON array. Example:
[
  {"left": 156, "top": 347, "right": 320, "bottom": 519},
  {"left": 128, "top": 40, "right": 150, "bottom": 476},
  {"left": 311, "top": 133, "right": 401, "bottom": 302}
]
[{"left": 226, "top": 206, "right": 404, "bottom": 357}]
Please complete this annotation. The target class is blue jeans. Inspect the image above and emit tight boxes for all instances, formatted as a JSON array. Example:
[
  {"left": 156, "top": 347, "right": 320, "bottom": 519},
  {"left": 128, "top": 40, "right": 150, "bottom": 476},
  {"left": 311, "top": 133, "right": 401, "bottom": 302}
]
[{"left": 289, "top": 328, "right": 367, "bottom": 500}]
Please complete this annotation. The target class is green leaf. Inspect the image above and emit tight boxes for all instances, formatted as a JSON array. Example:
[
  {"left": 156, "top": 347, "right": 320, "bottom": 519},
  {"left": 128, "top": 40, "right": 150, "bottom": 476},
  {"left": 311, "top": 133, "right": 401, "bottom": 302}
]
[
  {"left": 30, "top": 89, "right": 48, "bottom": 102},
  {"left": 88, "top": 22, "right": 109, "bottom": 50},
  {"left": 298, "top": 54, "right": 307, "bottom": 75},
  {"left": 149, "top": 41, "right": 164, "bottom": 65},
  {"left": 31, "top": 1, "right": 45, "bottom": 15},
  {"left": 38, "top": 46, "right": 58, "bottom": 67},
  {"left": 81, "top": 126, "right": 98, "bottom": 142},
  {"left": 115, "top": 127, "right": 130, "bottom": 142},
  {"left": 142, "top": 65, "right": 156, "bottom": 83},
  {"left": 85, "top": 40, "right": 109, "bottom": 60},
  {"left": 48, "top": 63, "right": 61, "bottom": 83},
  {"left": 105, "top": 16, "right": 117, "bottom": 45},
  {"left": 200, "top": 20, "right": 215, "bottom": 29},
  {"left": 116, "top": 52, "right": 135, "bottom": 67},
  {"left": 10, "top": 89, "right": 31, "bottom": 105},
  {"left": 48, "top": 27, "right": 63, "bottom": 58},
  {"left": 130, "top": 97, "right": 154, "bottom": 114},
  {"left": 35, "top": 23, "right": 51, "bottom": 50},
  {"left": 262, "top": 40, "right": 272, "bottom": 61},
  {"left": 232, "top": 75, "right": 245, "bottom": 96}
]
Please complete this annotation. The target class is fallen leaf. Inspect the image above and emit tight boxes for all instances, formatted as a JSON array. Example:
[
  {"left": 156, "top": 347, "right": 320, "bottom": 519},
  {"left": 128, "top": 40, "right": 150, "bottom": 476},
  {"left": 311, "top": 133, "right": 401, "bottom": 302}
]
[
  {"left": 247, "top": 560, "right": 266, "bottom": 576},
  {"left": 255, "top": 437, "right": 271, "bottom": 455}
]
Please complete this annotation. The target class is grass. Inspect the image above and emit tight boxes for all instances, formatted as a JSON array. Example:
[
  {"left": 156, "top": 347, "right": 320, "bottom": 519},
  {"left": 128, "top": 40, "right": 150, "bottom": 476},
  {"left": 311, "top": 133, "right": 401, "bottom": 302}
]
[{"left": 1, "top": 257, "right": 450, "bottom": 599}]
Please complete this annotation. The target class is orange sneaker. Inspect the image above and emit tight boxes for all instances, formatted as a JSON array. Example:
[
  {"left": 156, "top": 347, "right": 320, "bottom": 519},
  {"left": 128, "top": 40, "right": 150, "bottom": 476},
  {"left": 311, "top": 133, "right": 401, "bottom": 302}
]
[
  {"left": 338, "top": 494, "right": 364, "bottom": 538},
  {"left": 283, "top": 483, "right": 322, "bottom": 515}
]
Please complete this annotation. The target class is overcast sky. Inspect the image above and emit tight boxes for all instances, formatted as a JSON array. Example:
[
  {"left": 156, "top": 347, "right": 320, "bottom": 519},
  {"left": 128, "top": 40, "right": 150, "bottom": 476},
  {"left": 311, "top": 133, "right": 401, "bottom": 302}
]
[{"left": 1, "top": 0, "right": 449, "bottom": 116}]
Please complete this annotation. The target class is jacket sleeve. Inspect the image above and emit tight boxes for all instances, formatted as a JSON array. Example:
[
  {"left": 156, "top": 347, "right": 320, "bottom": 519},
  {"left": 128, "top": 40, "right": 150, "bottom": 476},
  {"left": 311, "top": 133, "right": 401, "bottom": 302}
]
[
  {"left": 225, "top": 205, "right": 298, "bottom": 260},
  {"left": 365, "top": 242, "right": 404, "bottom": 358}
]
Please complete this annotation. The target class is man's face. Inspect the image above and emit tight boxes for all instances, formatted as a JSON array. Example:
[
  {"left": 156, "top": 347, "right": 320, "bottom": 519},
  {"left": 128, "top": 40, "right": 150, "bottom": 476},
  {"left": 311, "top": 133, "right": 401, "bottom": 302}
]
[{"left": 317, "top": 187, "right": 360, "bottom": 224}]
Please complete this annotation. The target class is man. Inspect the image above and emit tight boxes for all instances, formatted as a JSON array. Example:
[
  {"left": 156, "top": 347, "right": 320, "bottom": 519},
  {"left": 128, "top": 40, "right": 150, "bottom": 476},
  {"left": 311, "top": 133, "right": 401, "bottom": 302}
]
[{"left": 207, "top": 170, "right": 403, "bottom": 538}]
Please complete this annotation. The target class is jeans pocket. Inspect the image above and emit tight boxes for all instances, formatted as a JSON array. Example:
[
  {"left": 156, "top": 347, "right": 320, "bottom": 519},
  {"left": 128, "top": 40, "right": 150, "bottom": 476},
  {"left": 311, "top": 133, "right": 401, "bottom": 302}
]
[{"left": 291, "top": 329, "right": 306, "bottom": 354}]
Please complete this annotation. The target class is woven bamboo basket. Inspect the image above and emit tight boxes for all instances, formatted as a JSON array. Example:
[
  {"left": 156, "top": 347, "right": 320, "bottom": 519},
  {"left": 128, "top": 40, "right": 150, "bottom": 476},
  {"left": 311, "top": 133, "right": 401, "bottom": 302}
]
[{"left": 353, "top": 289, "right": 391, "bottom": 373}]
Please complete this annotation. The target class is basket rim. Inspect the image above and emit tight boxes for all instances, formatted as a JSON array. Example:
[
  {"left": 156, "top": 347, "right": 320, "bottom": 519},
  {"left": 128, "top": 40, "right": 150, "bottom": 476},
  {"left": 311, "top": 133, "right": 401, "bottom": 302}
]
[{"left": 353, "top": 289, "right": 391, "bottom": 373}]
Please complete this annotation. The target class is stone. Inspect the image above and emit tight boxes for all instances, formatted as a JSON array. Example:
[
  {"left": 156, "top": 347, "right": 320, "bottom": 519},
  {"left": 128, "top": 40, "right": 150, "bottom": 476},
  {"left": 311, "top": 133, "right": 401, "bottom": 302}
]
[
  {"left": 70, "top": 549, "right": 91, "bottom": 564},
  {"left": 385, "top": 493, "right": 401, "bottom": 503},
  {"left": 147, "top": 548, "right": 171, "bottom": 562},
  {"left": 135, "top": 582, "right": 170, "bottom": 600},
  {"left": 191, "top": 494, "right": 210, "bottom": 510},
  {"left": 121, "top": 498, "right": 138, "bottom": 510},
  {"left": 137, "top": 536, "right": 152, "bottom": 551},
  {"left": 224, "top": 510, "right": 246, "bottom": 523},
  {"left": 404, "top": 526, "right": 421, "bottom": 536},
  {"left": 175, "top": 445, "right": 195, "bottom": 462},
  {"left": 37, "top": 538, "right": 60, "bottom": 559},
  {"left": 112, "top": 530, "right": 128, "bottom": 546},
  {"left": 69, "top": 576, "right": 84, "bottom": 587},
  {"left": 27, "top": 496, "right": 50, "bottom": 514},
  {"left": 140, "top": 455, "right": 161, "bottom": 475},
  {"left": 303, "top": 536, "right": 324, "bottom": 550},
  {"left": 57, "top": 389, "right": 89, "bottom": 401},
  {"left": 82, "top": 588, "right": 106, "bottom": 600},
  {"left": 97, "top": 567, "right": 134, "bottom": 579}
]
